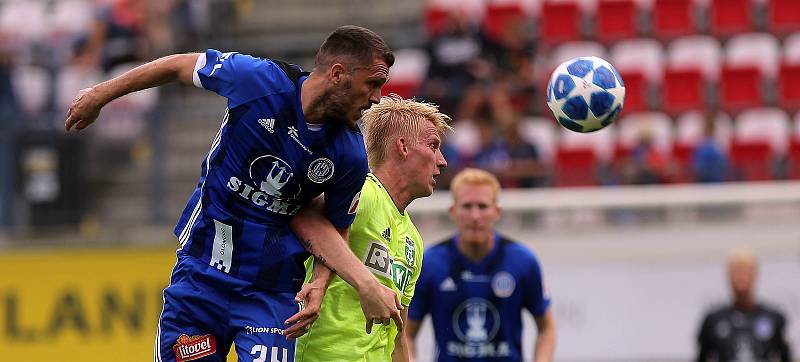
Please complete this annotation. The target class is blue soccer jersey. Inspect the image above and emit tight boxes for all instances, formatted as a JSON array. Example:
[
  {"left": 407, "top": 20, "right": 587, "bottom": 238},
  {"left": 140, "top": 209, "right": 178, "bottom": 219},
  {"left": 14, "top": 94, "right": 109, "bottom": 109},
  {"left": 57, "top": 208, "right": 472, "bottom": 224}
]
[
  {"left": 408, "top": 234, "right": 550, "bottom": 362},
  {"left": 174, "top": 49, "right": 368, "bottom": 292}
]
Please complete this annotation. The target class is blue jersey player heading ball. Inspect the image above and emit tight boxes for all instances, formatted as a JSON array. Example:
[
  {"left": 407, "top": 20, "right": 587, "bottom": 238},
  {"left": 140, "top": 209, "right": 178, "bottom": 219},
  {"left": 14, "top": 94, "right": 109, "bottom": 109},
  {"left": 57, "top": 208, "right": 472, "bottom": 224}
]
[{"left": 65, "top": 25, "right": 404, "bottom": 362}]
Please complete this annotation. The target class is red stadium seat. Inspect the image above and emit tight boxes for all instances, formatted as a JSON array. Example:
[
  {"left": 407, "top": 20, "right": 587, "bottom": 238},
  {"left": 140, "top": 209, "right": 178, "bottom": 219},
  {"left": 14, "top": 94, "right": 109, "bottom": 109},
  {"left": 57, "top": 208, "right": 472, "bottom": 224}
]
[
  {"left": 788, "top": 138, "right": 800, "bottom": 179},
  {"left": 483, "top": 2, "right": 526, "bottom": 42},
  {"left": 661, "top": 68, "right": 706, "bottom": 114},
  {"left": 767, "top": 0, "right": 800, "bottom": 35},
  {"left": 424, "top": 5, "right": 453, "bottom": 37},
  {"left": 540, "top": 2, "right": 582, "bottom": 44},
  {"left": 730, "top": 141, "right": 773, "bottom": 181},
  {"left": 618, "top": 70, "right": 647, "bottom": 113},
  {"left": 554, "top": 148, "right": 599, "bottom": 186},
  {"left": 652, "top": 0, "right": 695, "bottom": 40},
  {"left": 596, "top": 0, "right": 639, "bottom": 43},
  {"left": 778, "top": 63, "right": 800, "bottom": 111},
  {"left": 719, "top": 65, "right": 762, "bottom": 113},
  {"left": 709, "top": 0, "right": 753, "bottom": 37},
  {"left": 671, "top": 142, "right": 697, "bottom": 183}
]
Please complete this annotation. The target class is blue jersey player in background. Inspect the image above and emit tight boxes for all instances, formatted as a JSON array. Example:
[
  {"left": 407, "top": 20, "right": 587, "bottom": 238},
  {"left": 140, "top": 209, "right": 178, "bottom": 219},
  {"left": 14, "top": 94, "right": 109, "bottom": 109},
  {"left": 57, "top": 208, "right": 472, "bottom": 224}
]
[
  {"left": 407, "top": 168, "right": 557, "bottom": 362},
  {"left": 65, "top": 25, "right": 404, "bottom": 362}
]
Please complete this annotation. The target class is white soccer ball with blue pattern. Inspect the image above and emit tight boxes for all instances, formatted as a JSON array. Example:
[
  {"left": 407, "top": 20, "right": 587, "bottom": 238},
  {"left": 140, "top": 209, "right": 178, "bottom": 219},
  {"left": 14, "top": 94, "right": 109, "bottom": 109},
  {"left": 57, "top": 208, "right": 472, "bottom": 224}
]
[{"left": 546, "top": 56, "right": 625, "bottom": 133}]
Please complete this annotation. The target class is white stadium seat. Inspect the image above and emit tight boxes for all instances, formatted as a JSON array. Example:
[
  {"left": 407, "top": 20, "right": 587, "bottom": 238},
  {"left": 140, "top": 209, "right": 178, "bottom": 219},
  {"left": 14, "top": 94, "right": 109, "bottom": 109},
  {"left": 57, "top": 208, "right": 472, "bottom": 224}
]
[
  {"left": 667, "top": 35, "right": 723, "bottom": 80},
  {"left": 610, "top": 38, "right": 665, "bottom": 83},
  {"left": 617, "top": 111, "right": 674, "bottom": 155},
  {"left": 734, "top": 107, "right": 790, "bottom": 153},
  {"left": 725, "top": 32, "right": 781, "bottom": 78}
]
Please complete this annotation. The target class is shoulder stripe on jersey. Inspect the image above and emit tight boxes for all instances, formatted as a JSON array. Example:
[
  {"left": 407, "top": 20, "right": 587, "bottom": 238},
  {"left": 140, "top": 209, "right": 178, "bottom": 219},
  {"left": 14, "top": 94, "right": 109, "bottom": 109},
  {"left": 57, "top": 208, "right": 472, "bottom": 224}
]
[
  {"left": 178, "top": 108, "right": 229, "bottom": 246},
  {"left": 192, "top": 53, "right": 207, "bottom": 89}
]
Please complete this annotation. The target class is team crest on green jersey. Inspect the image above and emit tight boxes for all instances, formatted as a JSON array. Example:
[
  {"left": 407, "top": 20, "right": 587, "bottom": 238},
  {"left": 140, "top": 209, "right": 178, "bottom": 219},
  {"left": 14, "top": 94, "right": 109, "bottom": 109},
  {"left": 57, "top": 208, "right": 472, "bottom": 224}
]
[{"left": 405, "top": 236, "right": 416, "bottom": 265}]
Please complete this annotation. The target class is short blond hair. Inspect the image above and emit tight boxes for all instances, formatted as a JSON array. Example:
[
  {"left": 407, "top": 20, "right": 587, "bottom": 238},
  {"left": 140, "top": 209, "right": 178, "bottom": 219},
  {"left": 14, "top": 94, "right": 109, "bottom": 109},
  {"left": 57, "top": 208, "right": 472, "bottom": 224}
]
[
  {"left": 362, "top": 95, "right": 452, "bottom": 170},
  {"left": 450, "top": 168, "right": 501, "bottom": 202}
]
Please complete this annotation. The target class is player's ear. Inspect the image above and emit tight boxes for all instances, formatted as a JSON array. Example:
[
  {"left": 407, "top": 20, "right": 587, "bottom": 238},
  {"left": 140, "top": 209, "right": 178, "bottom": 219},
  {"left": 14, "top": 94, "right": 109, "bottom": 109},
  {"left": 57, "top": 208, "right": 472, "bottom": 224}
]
[
  {"left": 330, "top": 63, "right": 347, "bottom": 84},
  {"left": 396, "top": 137, "right": 409, "bottom": 159}
]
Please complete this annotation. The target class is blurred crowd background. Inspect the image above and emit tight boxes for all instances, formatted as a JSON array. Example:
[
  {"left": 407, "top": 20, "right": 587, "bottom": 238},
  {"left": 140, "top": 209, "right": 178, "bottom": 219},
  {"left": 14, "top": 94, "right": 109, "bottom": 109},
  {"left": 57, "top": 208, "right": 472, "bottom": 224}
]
[
  {"left": 0, "top": 1, "right": 798, "bottom": 361},
  {"left": 2, "top": 0, "right": 800, "bottom": 235}
]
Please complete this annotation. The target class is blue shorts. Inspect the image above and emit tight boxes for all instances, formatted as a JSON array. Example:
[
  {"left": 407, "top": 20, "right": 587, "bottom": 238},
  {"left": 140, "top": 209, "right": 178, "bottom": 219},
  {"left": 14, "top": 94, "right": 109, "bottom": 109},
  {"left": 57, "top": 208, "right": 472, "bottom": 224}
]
[{"left": 155, "top": 254, "right": 299, "bottom": 362}]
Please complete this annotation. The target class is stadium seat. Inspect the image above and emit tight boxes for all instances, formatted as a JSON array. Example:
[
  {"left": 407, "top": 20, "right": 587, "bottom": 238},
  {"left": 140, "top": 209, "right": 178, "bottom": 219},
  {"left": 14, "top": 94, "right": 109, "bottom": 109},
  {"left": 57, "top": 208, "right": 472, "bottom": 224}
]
[
  {"left": 618, "top": 71, "right": 648, "bottom": 112},
  {"left": 383, "top": 48, "right": 429, "bottom": 99},
  {"left": 719, "top": 65, "right": 762, "bottom": 113},
  {"left": 540, "top": 1, "right": 583, "bottom": 44},
  {"left": 789, "top": 112, "right": 800, "bottom": 178},
  {"left": 675, "top": 110, "right": 733, "bottom": 149},
  {"left": 652, "top": 0, "right": 696, "bottom": 40},
  {"left": 766, "top": 0, "right": 800, "bottom": 35},
  {"left": 554, "top": 147, "right": 599, "bottom": 186},
  {"left": 548, "top": 41, "right": 608, "bottom": 70},
  {"left": 667, "top": 35, "right": 723, "bottom": 81},
  {"left": 424, "top": 5, "right": 454, "bottom": 37},
  {"left": 729, "top": 141, "right": 774, "bottom": 181},
  {"left": 10, "top": 64, "right": 51, "bottom": 117},
  {"left": 719, "top": 33, "right": 780, "bottom": 112},
  {"left": 0, "top": 0, "right": 48, "bottom": 44},
  {"left": 730, "top": 107, "right": 790, "bottom": 180},
  {"left": 483, "top": 0, "right": 528, "bottom": 42},
  {"left": 520, "top": 117, "right": 557, "bottom": 163},
  {"left": 610, "top": 38, "right": 665, "bottom": 83},
  {"left": 725, "top": 33, "right": 780, "bottom": 79},
  {"left": 661, "top": 68, "right": 706, "bottom": 114},
  {"left": 617, "top": 111, "right": 673, "bottom": 155},
  {"left": 777, "top": 63, "right": 800, "bottom": 110},
  {"left": 788, "top": 138, "right": 800, "bottom": 179},
  {"left": 556, "top": 125, "right": 615, "bottom": 186},
  {"left": 424, "top": 0, "right": 486, "bottom": 37},
  {"left": 708, "top": 0, "right": 753, "bottom": 37},
  {"left": 596, "top": 0, "right": 640, "bottom": 42},
  {"left": 50, "top": 0, "right": 94, "bottom": 40},
  {"left": 784, "top": 33, "right": 800, "bottom": 65},
  {"left": 734, "top": 107, "right": 790, "bottom": 153}
]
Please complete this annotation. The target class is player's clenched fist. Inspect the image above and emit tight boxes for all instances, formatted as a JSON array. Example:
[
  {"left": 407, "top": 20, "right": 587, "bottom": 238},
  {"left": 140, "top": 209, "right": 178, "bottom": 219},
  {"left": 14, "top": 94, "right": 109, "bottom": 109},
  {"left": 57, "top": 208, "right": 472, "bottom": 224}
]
[{"left": 65, "top": 87, "right": 106, "bottom": 132}]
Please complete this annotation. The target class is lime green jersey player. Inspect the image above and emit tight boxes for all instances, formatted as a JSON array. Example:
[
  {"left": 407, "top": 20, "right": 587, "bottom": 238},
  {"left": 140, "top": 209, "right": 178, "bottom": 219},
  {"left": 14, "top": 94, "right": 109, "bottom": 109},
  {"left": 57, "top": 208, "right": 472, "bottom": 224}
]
[{"left": 295, "top": 173, "right": 424, "bottom": 361}]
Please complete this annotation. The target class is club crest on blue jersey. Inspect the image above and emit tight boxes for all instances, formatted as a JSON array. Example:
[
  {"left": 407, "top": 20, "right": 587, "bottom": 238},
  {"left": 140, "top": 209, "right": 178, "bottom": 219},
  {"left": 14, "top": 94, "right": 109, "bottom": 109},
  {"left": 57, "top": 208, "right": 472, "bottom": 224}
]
[
  {"left": 491, "top": 272, "right": 516, "bottom": 298},
  {"left": 307, "top": 157, "right": 334, "bottom": 183}
]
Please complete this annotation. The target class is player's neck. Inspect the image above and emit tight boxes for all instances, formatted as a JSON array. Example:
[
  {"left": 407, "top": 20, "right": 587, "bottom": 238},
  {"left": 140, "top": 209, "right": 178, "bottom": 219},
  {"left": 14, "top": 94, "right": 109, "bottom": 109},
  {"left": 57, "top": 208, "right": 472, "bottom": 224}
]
[
  {"left": 733, "top": 295, "right": 756, "bottom": 311},
  {"left": 300, "top": 74, "right": 326, "bottom": 124},
  {"left": 372, "top": 168, "right": 413, "bottom": 214},
  {"left": 457, "top": 237, "right": 494, "bottom": 263}
]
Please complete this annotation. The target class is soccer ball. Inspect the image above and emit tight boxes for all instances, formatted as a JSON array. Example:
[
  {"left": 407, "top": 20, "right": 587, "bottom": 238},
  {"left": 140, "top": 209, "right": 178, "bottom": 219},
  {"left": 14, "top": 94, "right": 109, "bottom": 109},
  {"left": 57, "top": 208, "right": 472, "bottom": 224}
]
[{"left": 546, "top": 56, "right": 625, "bottom": 133}]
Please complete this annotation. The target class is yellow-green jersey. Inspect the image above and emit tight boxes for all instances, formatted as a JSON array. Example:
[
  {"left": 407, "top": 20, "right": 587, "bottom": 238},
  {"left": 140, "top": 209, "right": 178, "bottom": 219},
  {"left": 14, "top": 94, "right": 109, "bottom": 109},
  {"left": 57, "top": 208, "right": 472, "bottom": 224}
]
[{"left": 295, "top": 173, "right": 424, "bottom": 362}]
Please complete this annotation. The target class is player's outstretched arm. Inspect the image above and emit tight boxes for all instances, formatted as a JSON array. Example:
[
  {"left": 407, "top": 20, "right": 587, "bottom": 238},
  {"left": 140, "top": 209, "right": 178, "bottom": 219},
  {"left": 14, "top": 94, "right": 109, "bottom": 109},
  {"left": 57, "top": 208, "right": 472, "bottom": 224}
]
[
  {"left": 533, "top": 309, "right": 556, "bottom": 362},
  {"left": 65, "top": 53, "right": 199, "bottom": 132},
  {"left": 290, "top": 196, "right": 404, "bottom": 334}
]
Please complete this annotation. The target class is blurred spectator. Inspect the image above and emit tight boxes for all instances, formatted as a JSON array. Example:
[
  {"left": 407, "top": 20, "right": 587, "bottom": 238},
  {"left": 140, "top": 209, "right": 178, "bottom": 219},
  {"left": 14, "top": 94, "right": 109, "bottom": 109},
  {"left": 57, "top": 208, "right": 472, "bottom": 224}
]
[
  {"left": 619, "top": 129, "right": 671, "bottom": 184},
  {"left": 422, "top": 13, "right": 488, "bottom": 116},
  {"left": 696, "top": 248, "right": 792, "bottom": 362},
  {"left": 0, "top": 38, "right": 20, "bottom": 123},
  {"left": 76, "top": 0, "right": 148, "bottom": 73},
  {"left": 503, "top": 119, "right": 545, "bottom": 187},
  {"left": 469, "top": 116, "right": 511, "bottom": 176},
  {"left": 693, "top": 115, "right": 729, "bottom": 183}
]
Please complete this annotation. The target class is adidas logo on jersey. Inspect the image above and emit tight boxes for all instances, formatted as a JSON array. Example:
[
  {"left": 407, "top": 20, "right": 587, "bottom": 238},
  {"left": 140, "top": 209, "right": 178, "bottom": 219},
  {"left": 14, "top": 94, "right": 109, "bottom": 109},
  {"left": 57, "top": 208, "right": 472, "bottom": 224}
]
[
  {"left": 440, "top": 277, "right": 457, "bottom": 291},
  {"left": 381, "top": 228, "right": 391, "bottom": 241},
  {"left": 258, "top": 118, "right": 275, "bottom": 133}
]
